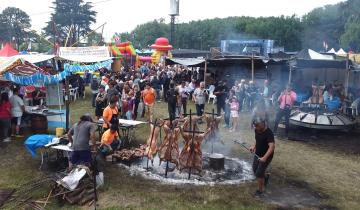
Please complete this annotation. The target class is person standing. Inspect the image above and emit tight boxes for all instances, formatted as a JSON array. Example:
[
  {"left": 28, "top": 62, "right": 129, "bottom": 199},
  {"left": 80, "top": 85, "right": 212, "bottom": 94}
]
[
  {"left": 214, "top": 81, "right": 229, "bottom": 116},
  {"left": 193, "top": 82, "right": 207, "bottom": 117},
  {"left": 102, "top": 96, "right": 119, "bottom": 131},
  {"left": 90, "top": 76, "right": 100, "bottom": 107},
  {"left": 142, "top": 83, "right": 156, "bottom": 122},
  {"left": 132, "top": 85, "right": 142, "bottom": 120},
  {"left": 67, "top": 115, "right": 97, "bottom": 168},
  {"left": 95, "top": 85, "right": 107, "bottom": 119},
  {"left": 229, "top": 96, "right": 239, "bottom": 132},
  {"left": 150, "top": 75, "right": 161, "bottom": 102},
  {"left": 178, "top": 81, "right": 189, "bottom": 116},
  {"left": 10, "top": 88, "right": 25, "bottom": 137},
  {"left": 273, "top": 85, "right": 297, "bottom": 137},
  {"left": 250, "top": 118, "right": 275, "bottom": 197},
  {"left": 162, "top": 73, "right": 171, "bottom": 102},
  {"left": 167, "top": 82, "right": 178, "bottom": 121},
  {"left": 0, "top": 92, "right": 12, "bottom": 142}
]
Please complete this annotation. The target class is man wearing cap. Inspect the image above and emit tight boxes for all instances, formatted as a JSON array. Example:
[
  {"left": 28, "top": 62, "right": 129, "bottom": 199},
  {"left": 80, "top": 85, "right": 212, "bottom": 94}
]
[
  {"left": 250, "top": 118, "right": 275, "bottom": 197},
  {"left": 273, "top": 84, "right": 297, "bottom": 137}
]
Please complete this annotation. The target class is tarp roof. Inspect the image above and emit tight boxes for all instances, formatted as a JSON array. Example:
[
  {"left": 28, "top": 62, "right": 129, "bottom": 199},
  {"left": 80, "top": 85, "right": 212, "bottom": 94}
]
[
  {"left": 0, "top": 57, "right": 45, "bottom": 76},
  {"left": 295, "top": 49, "right": 334, "bottom": 60},
  {"left": 0, "top": 43, "right": 19, "bottom": 57}
]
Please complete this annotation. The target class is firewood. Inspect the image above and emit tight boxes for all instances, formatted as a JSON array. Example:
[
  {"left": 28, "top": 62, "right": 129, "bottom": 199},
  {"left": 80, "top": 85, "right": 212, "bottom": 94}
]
[{"left": 79, "top": 194, "right": 95, "bottom": 205}]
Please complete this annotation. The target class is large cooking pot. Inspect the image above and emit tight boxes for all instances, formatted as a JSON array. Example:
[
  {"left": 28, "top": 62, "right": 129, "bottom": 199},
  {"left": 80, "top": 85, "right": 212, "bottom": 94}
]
[{"left": 209, "top": 153, "right": 225, "bottom": 171}]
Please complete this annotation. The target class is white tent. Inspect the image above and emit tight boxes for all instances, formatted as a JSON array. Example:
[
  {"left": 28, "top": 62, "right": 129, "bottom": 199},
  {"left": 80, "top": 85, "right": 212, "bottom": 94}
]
[
  {"left": 327, "top": 48, "right": 336, "bottom": 53},
  {"left": 308, "top": 49, "right": 334, "bottom": 60},
  {"left": 336, "top": 48, "right": 347, "bottom": 56}
]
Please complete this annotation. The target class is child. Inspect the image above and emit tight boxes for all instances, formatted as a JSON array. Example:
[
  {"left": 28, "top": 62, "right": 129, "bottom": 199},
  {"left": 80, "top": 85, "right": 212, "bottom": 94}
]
[{"left": 230, "top": 96, "right": 240, "bottom": 132}]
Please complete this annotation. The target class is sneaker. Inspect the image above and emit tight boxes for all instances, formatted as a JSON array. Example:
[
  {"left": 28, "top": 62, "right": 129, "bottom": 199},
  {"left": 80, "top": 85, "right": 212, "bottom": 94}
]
[
  {"left": 15, "top": 134, "right": 24, "bottom": 138},
  {"left": 265, "top": 174, "right": 270, "bottom": 187},
  {"left": 3, "top": 138, "right": 11, "bottom": 143},
  {"left": 11, "top": 134, "right": 15, "bottom": 137},
  {"left": 253, "top": 190, "right": 263, "bottom": 198}
]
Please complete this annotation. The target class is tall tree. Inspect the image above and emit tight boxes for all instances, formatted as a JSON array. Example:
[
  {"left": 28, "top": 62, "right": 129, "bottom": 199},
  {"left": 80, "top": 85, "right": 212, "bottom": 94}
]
[
  {"left": 43, "top": 0, "right": 97, "bottom": 46},
  {"left": 340, "top": 16, "right": 360, "bottom": 51},
  {"left": 0, "top": 7, "right": 31, "bottom": 49}
]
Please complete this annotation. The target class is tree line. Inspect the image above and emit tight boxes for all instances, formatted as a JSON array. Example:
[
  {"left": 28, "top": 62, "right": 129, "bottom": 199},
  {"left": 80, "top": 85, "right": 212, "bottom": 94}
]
[{"left": 0, "top": 0, "right": 359, "bottom": 52}]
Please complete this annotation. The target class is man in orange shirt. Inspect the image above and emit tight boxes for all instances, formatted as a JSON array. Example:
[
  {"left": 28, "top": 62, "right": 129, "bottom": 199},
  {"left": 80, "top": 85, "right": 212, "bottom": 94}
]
[
  {"left": 102, "top": 96, "right": 119, "bottom": 130},
  {"left": 100, "top": 124, "right": 121, "bottom": 156},
  {"left": 142, "top": 83, "right": 156, "bottom": 122}
]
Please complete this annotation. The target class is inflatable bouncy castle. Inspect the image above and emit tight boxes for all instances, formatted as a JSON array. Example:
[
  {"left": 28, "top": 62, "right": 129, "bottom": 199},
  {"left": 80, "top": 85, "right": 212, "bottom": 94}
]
[{"left": 150, "top": 37, "right": 173, "bottom": 64}]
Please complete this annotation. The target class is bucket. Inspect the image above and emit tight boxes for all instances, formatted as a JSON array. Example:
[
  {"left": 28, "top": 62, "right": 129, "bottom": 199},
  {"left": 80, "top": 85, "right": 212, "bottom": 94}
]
[{"left": 56, "top": 127, "right": 64, "bottom": 137}]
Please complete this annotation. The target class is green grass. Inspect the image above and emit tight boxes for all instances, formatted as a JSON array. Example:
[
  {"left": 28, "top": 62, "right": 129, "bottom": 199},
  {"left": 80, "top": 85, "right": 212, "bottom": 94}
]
[{"left": 0, "top": 87, "right": 359, "bottom": 210}]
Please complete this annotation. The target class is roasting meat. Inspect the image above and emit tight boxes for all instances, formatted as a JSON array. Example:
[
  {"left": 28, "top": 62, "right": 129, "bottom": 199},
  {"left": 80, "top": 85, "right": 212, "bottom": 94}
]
[
  {"left": 158, "top": 120, "right": 181, "bottom": 166},
  {"left": 144, "top": 121, "right": 163, "bottom": 160},
  {"left": 179, "top": 118, "right": 210, "bottom": 173},
  {"left": 113, "top": 145, "right": 145, "bottom": 161},
  {"left": 204, "top": 114, "right": 222, "bottom": 143}
]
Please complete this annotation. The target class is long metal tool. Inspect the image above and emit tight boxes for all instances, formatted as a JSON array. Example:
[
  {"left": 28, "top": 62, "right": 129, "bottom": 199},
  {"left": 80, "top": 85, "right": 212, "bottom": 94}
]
[{"left": 234, "top": 140, "right": 260, "bottom": 159}]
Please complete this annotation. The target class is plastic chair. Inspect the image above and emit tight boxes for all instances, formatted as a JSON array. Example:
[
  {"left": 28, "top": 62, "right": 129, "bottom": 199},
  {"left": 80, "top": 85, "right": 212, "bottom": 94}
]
[{"left": 207, "top": 85, "right": 216, "bottom": 104}]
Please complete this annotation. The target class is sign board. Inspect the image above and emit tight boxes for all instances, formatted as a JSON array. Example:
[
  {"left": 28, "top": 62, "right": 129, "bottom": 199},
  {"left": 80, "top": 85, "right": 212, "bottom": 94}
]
[{"left": 59, "top": 46, "right": 110, "bottom": 58}]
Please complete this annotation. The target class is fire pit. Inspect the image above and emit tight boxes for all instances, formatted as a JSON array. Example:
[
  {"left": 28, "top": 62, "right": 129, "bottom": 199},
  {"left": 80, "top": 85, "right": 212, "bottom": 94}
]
[{"left": 117, "top": 153, "right": 254, "bottom": 185}]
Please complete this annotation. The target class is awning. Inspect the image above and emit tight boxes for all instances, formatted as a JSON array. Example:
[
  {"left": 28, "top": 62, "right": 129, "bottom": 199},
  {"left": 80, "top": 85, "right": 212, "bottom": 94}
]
[
  {"left": 0, "top": 57, "right": 45, "bottom": 76},
  {"left": 290, "top": 59, "right": 349, "bottom": 69},
  {"left": 166, "top": 58, "right": 205, "bottom": 67}
]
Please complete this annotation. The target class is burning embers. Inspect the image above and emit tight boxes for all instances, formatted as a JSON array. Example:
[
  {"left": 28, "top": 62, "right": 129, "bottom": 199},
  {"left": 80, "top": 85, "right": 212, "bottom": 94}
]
[{"left": 114, "top": 111, "right": 254, "bottom": 185}]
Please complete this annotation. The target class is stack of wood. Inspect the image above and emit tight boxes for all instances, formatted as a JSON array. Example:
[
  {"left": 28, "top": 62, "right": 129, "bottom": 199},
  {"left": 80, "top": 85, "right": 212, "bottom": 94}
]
[
  {"left": 53, "top": 177, "right": 97, "bottom": 207},
  {"left": 112, "top": 145, "right": 146, "bottom": 162}
]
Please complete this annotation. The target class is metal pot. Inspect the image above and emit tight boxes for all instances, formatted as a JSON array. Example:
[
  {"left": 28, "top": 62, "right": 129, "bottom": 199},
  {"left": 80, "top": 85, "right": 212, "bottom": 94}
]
[{"left": 209, "top": 153, "right": 225, "bottom": 171}]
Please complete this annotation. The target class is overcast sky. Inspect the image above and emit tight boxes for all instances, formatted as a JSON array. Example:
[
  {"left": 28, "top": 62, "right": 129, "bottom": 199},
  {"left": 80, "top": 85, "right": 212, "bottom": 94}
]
[{"left": 0, "top": 0, "right": 344, "bottom": 41}]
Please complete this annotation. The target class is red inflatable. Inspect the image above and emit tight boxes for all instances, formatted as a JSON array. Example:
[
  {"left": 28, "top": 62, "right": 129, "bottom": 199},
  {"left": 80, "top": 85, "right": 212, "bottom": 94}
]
[{"left": 151, "top": 37, "right": 173, "bottom": 51}]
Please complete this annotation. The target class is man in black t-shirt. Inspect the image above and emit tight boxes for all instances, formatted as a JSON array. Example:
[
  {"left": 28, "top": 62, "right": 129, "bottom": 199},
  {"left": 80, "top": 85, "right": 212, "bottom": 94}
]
[
  {"left": 167, "top": 81, "right": 178, "bottom": 121},
  {"left": 250, "top": 117, "right": 275, "bottom": 197},
  {"left": 214, "top": 81, "right": 229, "bottom": 116}
]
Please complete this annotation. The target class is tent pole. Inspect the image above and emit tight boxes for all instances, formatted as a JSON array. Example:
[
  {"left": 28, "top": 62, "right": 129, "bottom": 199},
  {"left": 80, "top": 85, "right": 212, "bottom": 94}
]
[
  {"left": 345, "top": 54, "right": 350, "bottom": 97},
  {"left": 288, "top": 65, "right": 292, "bottom": 84},
  {"left": 65, "top": 76, "right": 70, "bottom": 131},
  {"left": 251, "top": 53, "right": 254, "bottom": 81},
  {"left": 203, "top": 59, "right": 207, "bottom": 87}
]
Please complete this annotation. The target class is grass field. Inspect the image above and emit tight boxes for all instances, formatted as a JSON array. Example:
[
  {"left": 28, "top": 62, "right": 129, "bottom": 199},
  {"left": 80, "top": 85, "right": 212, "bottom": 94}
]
[{"left": 0, "top": 88, "right": 359, "bottom": 210}]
